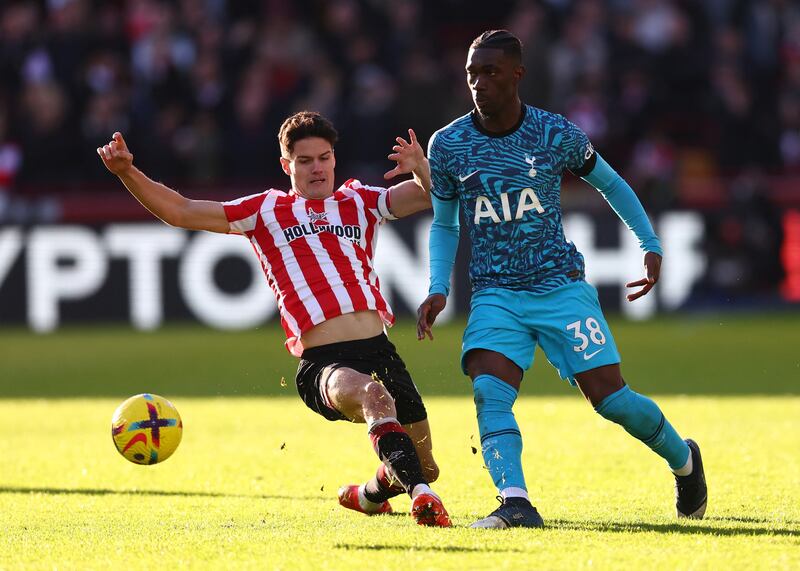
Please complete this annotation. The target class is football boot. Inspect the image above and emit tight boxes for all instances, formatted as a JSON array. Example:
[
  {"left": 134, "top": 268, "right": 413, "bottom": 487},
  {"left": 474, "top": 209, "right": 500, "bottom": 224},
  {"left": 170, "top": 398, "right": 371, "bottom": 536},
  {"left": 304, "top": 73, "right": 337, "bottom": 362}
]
[
  {"left": 675, "top": 439, "right": 707, "bottom": 519},
  {"left": 470, "top": 496, "right": 544, "bottom": 529}
]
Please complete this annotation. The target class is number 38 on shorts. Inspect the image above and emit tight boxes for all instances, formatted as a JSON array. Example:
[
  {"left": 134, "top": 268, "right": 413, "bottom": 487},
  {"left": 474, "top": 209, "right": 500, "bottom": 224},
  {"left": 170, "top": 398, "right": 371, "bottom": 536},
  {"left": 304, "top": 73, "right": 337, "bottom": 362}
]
[
  {"left": 566, "top": 318, "right": 607, "bottom": 354},
  {"left": 557, "top": 311, "right": 620, "bottom": 382}
]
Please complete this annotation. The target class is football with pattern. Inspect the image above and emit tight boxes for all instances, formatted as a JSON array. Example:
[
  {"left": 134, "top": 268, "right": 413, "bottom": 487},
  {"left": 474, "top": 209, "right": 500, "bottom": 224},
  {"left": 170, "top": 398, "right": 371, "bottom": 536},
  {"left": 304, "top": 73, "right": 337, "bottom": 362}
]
[{"left": 111, "top": 393, "right": 183, "bottom": 465}]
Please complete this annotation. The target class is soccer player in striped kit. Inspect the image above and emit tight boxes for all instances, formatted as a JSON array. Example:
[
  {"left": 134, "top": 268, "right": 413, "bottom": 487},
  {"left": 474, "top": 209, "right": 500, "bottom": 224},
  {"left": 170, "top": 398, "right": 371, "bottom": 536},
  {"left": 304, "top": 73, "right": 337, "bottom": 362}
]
[
  {"left": 416, "top": 30, "right": 707, "bottom": 528},
  {"left": 98, "top": 111, "right": 450, "bottom": 527}
]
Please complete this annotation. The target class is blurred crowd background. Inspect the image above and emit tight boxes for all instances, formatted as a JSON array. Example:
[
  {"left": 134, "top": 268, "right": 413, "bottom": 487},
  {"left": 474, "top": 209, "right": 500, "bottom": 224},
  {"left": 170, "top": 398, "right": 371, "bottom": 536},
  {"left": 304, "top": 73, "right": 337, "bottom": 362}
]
[{"left": 0, "top": 0, "right": 798, "bottom": 304}]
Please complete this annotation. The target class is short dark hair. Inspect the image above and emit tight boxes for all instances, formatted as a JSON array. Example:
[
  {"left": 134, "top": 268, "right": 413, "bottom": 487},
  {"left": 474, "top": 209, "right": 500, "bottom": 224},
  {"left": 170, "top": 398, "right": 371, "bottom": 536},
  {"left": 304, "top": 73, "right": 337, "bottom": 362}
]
[
  {"left": 278, "top": 111, "right": 338, "bottom": 156},
  {"left": 470, "top": 29, "right": 523, "bottom": 61}
]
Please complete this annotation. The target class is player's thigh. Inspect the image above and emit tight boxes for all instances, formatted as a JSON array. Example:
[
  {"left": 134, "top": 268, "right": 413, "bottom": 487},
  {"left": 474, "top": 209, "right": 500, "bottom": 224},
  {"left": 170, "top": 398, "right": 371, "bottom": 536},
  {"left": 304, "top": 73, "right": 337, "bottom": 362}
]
[
  {"left": 535, "top": 281, "right": 621, "bottom": 385},
  {"left": 403, "top": 418, "right": 439, "bottom": 482},
  {"left": 461, "top": 288, "right": 536, "bottom": 379}
]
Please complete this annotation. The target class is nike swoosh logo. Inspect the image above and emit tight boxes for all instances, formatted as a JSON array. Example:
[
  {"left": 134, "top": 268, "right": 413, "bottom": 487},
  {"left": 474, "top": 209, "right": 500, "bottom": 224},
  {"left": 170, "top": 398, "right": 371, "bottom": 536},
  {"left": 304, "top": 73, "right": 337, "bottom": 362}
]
[
  {"left": 458, "top": 170, "right": 479, "bottom": 182},
  {"left": 583, "top": 348, "right": 604, "bottom": 360}
]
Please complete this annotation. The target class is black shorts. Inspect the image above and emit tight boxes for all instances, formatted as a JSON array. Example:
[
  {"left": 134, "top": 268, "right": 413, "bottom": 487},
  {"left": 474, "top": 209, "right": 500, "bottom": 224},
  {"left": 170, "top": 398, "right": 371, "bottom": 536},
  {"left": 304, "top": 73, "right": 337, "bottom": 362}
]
[{"left": 295, "top": 333, "right": 427, "bottom": 425}]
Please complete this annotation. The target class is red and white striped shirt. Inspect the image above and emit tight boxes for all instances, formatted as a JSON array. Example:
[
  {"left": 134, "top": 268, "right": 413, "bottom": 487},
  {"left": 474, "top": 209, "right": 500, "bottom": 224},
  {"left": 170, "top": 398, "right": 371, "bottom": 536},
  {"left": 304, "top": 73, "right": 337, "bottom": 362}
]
[{"left": 223, "top": 179, "right": 396, "bottom": 356}]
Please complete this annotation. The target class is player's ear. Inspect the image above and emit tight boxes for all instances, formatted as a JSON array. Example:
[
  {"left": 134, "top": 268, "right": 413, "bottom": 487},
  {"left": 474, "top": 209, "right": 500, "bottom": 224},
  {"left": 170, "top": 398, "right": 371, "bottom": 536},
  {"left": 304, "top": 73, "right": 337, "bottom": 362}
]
[
  {"left": 514, "top": 64, "right": 526, "bottom": 82},
  {"left": 279, "top": 156, "right": 292, "bottom": 176}
]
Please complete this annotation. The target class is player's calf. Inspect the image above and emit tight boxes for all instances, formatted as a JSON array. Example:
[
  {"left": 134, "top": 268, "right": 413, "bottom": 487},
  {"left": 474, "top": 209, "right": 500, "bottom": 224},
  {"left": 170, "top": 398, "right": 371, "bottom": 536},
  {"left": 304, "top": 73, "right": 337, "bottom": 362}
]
[
  {"left": 593, "top": 385, "right": 692, "bottom": 475},
  {"left": 367, "top": 417, "right": 427, "bottom": 493}
]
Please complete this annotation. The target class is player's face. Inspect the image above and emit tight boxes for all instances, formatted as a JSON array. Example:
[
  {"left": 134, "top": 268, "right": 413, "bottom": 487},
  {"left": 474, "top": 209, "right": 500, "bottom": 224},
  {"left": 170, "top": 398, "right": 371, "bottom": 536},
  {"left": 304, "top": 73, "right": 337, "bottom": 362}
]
[
  {"left": 466, "top": 47, "right": 523, "bottom": 117},
  {"left": 280, "top": 137, "right": 336, "bottom": 199}
]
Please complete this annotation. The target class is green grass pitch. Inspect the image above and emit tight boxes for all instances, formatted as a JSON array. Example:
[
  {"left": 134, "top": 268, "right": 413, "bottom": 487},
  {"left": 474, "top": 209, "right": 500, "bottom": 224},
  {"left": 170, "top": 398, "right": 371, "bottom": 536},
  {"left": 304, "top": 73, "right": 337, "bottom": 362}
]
[
  {"left": 0, "top": 315, "right": 799, "bottom": 569},
  {"left": 1, "top": 313, "right": 799, "bottom": 397}
]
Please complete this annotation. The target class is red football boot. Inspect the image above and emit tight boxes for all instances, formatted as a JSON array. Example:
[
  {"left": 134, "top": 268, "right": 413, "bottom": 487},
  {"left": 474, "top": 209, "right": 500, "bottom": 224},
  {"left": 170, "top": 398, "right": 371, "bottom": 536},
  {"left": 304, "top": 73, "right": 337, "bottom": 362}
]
[
  {"left": 411, "top": 493, "right": 452, "bottom": 527},
  {"left": 337, "top": 485, "right": 393, "bottom": 515}
]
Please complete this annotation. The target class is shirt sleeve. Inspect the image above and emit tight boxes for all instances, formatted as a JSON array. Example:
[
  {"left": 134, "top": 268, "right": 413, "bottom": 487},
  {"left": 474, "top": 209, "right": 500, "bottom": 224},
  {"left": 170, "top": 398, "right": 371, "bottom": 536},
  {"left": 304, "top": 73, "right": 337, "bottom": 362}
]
[
  {"left": 427, "top": 131, "right": 459, "bottom": 201},
  {"left": 582, "top": 153, "right": 663, "bottom": 255},
  {"left": 221, "top": 191, "right": 269, "bottom": 236},
  {"left": 559, "top": 116, "right": 597, "bottom": 176},
  {"left": 428, "top": 194, "right": 460, "bottom": 297},
  {"left": 342, "top": 179, "right": 396, "bottom": 221}
]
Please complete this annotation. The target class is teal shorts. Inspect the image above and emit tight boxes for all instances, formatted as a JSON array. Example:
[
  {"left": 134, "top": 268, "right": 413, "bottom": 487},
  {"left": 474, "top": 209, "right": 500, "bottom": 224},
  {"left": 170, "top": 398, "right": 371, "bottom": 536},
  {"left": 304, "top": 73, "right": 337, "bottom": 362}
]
[{"left": 461, "top": 281, "right": 621, "bottom": 385}]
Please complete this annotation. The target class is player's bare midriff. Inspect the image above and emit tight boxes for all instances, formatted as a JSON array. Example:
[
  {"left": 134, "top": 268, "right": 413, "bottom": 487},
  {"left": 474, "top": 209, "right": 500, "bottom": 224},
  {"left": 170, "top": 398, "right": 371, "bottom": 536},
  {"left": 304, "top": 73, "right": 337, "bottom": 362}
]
[{"left": 302, "top": 310, "right": 385, "bottom": 349}]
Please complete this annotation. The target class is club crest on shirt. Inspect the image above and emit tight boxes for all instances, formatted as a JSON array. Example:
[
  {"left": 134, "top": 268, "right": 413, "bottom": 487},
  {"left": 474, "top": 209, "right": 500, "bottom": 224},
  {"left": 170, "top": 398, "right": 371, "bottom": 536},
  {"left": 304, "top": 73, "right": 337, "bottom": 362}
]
[
  {"left": 308, "top": 210, "right": 329, "bottom": 225},
  {"left": 523, "top": 154, "right": 538, "bottom": 178}
]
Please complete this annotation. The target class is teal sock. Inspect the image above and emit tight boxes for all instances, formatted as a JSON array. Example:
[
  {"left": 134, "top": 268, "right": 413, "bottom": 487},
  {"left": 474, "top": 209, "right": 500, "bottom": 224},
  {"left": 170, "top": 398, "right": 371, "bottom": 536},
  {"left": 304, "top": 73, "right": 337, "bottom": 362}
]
[
  {"left": 595, "top": 385, "right": 690, "bottom": 470},
  {"left": 473, "top": 374, "right": 527, "bottom": 492}
]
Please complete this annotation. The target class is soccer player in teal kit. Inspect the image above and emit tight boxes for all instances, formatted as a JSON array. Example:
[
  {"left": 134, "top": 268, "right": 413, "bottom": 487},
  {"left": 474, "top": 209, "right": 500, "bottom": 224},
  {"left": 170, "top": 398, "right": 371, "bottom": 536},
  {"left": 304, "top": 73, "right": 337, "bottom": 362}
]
[{"left": 416, "top": 30, "right": 707, "bottom": 528}]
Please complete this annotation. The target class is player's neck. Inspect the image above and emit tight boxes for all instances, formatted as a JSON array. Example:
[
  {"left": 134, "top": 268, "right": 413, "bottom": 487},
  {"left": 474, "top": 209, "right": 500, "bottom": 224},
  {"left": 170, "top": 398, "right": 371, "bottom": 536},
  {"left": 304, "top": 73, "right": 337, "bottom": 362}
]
[
  {"left": 474, "top": 99, "right": 525, "bottom": 135},
  {"left": 292, "top": 186, "right": 333, "bottom": 200}
]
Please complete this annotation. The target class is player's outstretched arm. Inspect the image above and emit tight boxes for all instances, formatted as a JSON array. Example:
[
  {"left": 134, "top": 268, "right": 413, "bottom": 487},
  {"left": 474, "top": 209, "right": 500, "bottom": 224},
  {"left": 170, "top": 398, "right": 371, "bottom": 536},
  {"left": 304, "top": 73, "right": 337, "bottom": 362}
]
[
  {"left": 383, "top": 128, "right": 432, "bottom": 218},
  {"left": 97, "top": 132, "right": 230, "bottom": 233},
  {"left": 580, "top": 152, "right": 662, "bottom": 301}
]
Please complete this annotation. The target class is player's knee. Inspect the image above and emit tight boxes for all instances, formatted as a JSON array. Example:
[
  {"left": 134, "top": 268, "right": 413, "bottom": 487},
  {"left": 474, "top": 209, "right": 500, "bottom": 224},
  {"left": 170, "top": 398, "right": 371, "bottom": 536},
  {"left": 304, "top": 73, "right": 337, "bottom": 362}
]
[
  {"left": 466, "top": 350, "right": 522, "bottom": 385},
  {"left": 363, "top": 379, "right": 390, "bottom": 403},
  {"left": 593, "top": 384, "right": 634, "bottom": 424},
  {"left": 362, "top": 380, "right": 395, "bottom": 417},
  {"left": 576, "top": 366, "right": 625, "bottom": 407}
]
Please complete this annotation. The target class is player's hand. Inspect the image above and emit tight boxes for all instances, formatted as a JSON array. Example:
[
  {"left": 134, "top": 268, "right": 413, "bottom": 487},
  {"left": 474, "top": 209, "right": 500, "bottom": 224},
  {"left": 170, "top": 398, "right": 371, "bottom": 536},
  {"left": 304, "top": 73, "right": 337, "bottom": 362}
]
[
  {"left": 416, "top": 293, "right": 447, "bottom": 340},
  {"left": 97, "top": 132, "right": 133, "bottom": 176},
  {"left": 384, "top": 129, "right": 424, "bottom": 180},
  {"left": 626, "top": 251, "right": 662, "bottom": 302}
]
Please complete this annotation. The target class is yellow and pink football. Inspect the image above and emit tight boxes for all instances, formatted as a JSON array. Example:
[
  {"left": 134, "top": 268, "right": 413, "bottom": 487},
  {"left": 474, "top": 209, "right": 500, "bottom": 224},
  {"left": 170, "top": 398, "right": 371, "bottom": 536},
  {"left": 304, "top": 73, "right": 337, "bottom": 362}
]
[{"left": 111, "top": 393, "right": 183, "bottom": 465}]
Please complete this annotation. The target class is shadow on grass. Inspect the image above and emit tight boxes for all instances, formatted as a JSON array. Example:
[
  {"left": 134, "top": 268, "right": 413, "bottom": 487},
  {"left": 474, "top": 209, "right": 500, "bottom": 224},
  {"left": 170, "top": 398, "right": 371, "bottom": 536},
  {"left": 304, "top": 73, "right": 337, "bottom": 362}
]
[
  {"left": 0, "top": 485, "right": 325, "bottom": 502},
  {"left": 335, "top": 543, "right": 526, "bottom": 554},
  {"left": 549, "top": 518, "right": 799, "bottom": 537},
  {"left": 340, "top": 518, "right": 799, "bottom": 540},
  {"left": 706, "top": 515, "right": 800, "bottom": 526}
]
